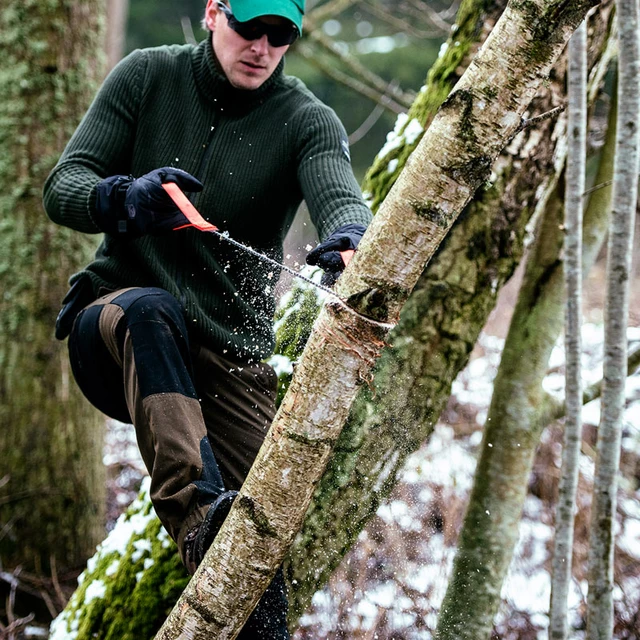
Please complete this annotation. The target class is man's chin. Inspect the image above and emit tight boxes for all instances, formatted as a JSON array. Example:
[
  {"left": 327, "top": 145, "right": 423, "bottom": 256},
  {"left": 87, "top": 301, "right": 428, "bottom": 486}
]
[{"left": 229, "top": 73, "right": 267, "bottom": 91}]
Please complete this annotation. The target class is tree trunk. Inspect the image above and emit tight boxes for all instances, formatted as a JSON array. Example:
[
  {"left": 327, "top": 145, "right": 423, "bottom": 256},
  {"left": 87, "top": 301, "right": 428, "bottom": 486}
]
[
  {"left": 106, "top": 0, "right": 129, "bottom": 70},
  {"left": 549, "top": 19, "right": 587, "bottom": 640},
  {"left": 156, "top": 0, "right": 598, "bottom": 636},
  {"left": 587, "top": 0, "right": 640, "bottom": 635},
  {"left": 0, "top": 0, "right": 106, "bottom": 576},
  {"left": 435, "top": 22, "right": 618, "bottom": 640},
  {"left": 286, "top": 0, "right": 614, "bottom": 620}
]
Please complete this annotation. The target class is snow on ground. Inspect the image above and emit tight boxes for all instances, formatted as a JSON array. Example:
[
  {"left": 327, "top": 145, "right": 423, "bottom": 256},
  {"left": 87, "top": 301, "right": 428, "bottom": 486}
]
[{"left": 295, "top": 325, "right": 640, "bottom": 639}]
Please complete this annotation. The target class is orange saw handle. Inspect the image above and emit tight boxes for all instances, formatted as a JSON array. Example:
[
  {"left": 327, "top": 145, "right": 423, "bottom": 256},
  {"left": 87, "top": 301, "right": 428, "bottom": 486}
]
[
  {"left": 162, "top": 182, "right": 219, "bottom": 232},
  {"left": 340, "top": 249, "right": 355, "bottom": 267}
]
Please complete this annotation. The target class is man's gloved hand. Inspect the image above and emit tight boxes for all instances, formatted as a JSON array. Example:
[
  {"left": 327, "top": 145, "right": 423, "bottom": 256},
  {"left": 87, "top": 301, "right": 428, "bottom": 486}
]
[
  {"left": 94, "top": 167, "right": 203, "bottom": 236},
  {"left": 306, "top": 223, "right": 366, "bottom": 286}
]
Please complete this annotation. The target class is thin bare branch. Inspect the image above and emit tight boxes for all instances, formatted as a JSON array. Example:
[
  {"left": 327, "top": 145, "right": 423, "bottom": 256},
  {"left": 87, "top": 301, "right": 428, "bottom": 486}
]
[
  {"left": 307, "top": 0, "right": 360, "bottom": 24},
  {"left": 516, "top": 104, "right": 566, "bottom": 134},
  {"left": 181, "top": 16, "right": 197, "bottom": 46},
  {"left": 297, "top": 42, "right": 407, "bottom": 114},
  {"left": 405, "top": 0, "right": 460, "bottom": 22},
  {"left": 304, "top": 26, "right": 416, "bottom": 108},
  {"left": 363, "top": 0, "right": 449, "bottom": 39},
  {"left": 348, "top": 102, "right": 386, "bottom": 144},
  {"left": 541, "top": 345, "right": 640, "bottom": 425},
  {"left": 583, "top": 180, "right": 613, "bottom": 197}
]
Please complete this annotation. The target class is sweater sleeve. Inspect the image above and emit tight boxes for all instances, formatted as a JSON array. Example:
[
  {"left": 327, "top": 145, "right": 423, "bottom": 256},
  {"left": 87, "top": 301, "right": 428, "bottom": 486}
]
[
  {"left": 295, "top": 104, "right": 372, "bottom": 241},
  {"left": 42, "top": 49, "right": 147, "bottom": 234}
]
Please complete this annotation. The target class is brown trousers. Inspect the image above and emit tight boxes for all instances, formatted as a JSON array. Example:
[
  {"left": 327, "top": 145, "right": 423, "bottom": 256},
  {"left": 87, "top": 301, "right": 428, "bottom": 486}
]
[{"left": 68, "top": 287, "right": 278, "bottom": 547}]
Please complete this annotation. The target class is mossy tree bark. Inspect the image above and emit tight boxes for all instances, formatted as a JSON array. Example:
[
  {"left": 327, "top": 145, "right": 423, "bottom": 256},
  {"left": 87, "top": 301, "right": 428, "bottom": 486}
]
[
  {"left": 0, "top": 1, "right": 106, "bottom": 575},
  {"left": 435, "top": 26, "right": 619, "bottom": 640},
  {"left": 156, "top": 0, "right": 599, "bottom": 637}
]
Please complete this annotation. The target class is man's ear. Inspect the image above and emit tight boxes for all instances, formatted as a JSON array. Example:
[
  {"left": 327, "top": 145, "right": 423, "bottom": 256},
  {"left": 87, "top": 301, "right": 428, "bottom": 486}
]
[{"left": 204, "top": 0, "right": 218, "bottom": 31}]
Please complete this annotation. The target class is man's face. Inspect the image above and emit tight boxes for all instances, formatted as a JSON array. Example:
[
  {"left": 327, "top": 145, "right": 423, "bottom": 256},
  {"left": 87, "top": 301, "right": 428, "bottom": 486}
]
[{"left": 204, "top": 1, "right": 291, "bottom": 91}]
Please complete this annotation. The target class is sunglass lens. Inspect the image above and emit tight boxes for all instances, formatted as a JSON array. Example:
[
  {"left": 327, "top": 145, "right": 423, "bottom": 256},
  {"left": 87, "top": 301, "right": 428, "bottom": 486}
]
[
  {"left": 225, "top": 11, "right": 298, "bottom": 47},
  {"left": 267, "top": 25, "right": 298, "bottom": 47}
]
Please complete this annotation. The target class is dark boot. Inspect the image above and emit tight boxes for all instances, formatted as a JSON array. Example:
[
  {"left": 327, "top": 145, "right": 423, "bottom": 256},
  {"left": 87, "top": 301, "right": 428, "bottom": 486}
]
[
  {"left": 182, "top": 490, "right": 238, "bottom": 575},
  {"left": 181, "top": 492, "right": 290, "bottom": 639}
]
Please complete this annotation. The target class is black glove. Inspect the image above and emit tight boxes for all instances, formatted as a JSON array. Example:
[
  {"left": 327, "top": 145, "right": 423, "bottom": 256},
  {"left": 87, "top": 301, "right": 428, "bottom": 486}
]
[
  {"left": 94, "top": 167, "right": 203, "bottom": 236},
  {"left": 306, "top": 223, "right": 366, "bottom": 286}
]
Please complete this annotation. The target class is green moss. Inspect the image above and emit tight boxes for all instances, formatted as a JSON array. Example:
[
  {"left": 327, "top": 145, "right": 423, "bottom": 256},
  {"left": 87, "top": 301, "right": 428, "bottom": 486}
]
[
  {"left": 50, "top": 484, "right": 189, "bottom": 640},
  {"left": 410, "top": 199, "right": 452, "bottom": 227},
  {"left": 270, "top": 275, "right": 323, "bottom": 405}
]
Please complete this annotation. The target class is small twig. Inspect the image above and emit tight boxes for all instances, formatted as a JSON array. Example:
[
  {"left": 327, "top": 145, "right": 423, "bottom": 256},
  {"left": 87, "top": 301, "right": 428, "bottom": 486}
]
[
  {"left": 304, "top": 25, "right": 415, "bottom": 109},
  {"left": 1, "top": 613, "right": 35, "bottom": 640},
  {"left": 516, "top": 104, "right": 566, "bottom": 135},
  {"left": 307, "top": 0, "right": 360, "bottom": 24},
  {"left": 38, "top": 587, "right": 58, "bottom": 620},
  {"left": 348, "top": 101, "right": 386, "bottom": 144},
  {"left": 583, "top": 179, "right": 613, "bottom": 197},
  {"left": 49, "top": 555, "right": 68, "bottom": 611},
  {"left": 297, "top": 42, "right": 407, "bottom": 114},
  {"left": 0, "top": 516, "right": 17, "bottom": 545},
  {"left": 364, "top": 0, "right": 449, "bottom": 39},
  {"left": 539, "top": 344, "right": 640, "bottom": 426},
  {"left": 405, "top": 0, "right": 460, "bottom": 22}
]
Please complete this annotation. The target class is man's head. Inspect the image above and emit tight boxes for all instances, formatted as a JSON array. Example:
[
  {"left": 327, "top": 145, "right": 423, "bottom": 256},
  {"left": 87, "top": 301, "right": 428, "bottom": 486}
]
[{"left": 204, "top": 0, "right": 305, "bottom": 91}]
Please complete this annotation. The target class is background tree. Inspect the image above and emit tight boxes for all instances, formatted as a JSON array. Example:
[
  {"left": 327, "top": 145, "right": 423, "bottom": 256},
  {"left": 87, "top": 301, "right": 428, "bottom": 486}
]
[
  {"left": 0, "top": 0, "right": 106, "bottom": 627},
  {"left": 550, "top": 18, "right": 587, "bottom": 640},
  {"left": 587, "top": 0, "right": 640, "bottom": 635},
  {"left": 435, "top": 19, "right": 619, "bottom": 640}
]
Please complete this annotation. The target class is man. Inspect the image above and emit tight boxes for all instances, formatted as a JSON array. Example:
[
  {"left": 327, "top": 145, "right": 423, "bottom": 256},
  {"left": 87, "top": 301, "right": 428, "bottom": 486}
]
[{"left": 44, "top": 0, "right": 371, "bottom": 636}]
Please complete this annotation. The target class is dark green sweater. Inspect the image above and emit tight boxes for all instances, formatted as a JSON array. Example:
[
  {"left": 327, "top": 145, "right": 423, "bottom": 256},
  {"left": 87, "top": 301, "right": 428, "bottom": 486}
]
[{"left": 44, "top": 37, "right": 371, "bottom": 361}]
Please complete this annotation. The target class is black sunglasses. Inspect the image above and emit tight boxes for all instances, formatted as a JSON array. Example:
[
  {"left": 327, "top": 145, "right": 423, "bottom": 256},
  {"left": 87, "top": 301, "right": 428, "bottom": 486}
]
[{"left": 216, "top": 2, "right": 299, "bottom": 47}]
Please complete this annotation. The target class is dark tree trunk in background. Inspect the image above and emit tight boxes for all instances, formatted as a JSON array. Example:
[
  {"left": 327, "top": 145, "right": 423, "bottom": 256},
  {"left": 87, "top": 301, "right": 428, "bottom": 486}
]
[{"left": 0, "top": 0, "right": 106, "bottom": 577}]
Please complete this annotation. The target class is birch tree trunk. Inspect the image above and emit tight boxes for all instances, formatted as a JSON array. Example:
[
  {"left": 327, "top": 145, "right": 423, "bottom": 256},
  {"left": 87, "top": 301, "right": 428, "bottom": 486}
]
[
  {"left": 549, "top": 19, "right": 587, "bottom": 640},
  {"left": 288, "top": 0, "right": 614, "bottom": 620},
  {"left": 435, "top": 31, "right": 618, "bottom": 640},
  {"left": 586, "top": 0, "right": 640, "bottom": 635},
  {"left": 156, "top": 0, "right": 599, "bottom": 637},
  {"left": 0, "top": 0, "right": 106, "bottom": 576}
]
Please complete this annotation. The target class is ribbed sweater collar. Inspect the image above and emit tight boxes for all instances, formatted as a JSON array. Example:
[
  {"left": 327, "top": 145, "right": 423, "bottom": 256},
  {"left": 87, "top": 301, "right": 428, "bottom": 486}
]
[{"left": 192, "top": 37, "right": 284, "bottom": 109}]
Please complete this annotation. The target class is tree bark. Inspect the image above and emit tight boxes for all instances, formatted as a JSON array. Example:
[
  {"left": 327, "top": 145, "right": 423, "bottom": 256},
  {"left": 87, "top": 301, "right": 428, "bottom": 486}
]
[
  {"left": 0, "top": 0, "right": 106, "bottom": 575},
  {"left": 435, "top": 22, "right": 618, "bottom": 640},
  {"left": 549, "top": 19, "right": 587, "bottom": 640},
  {"left": 287, "top": 0, "right": 614, "bottom": 620},
  {"left": 156, "top": 0, "right": 599, "bottom": 637},
  {"left": 587, "top": 0, "right": 640, "bottom": 635}
]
